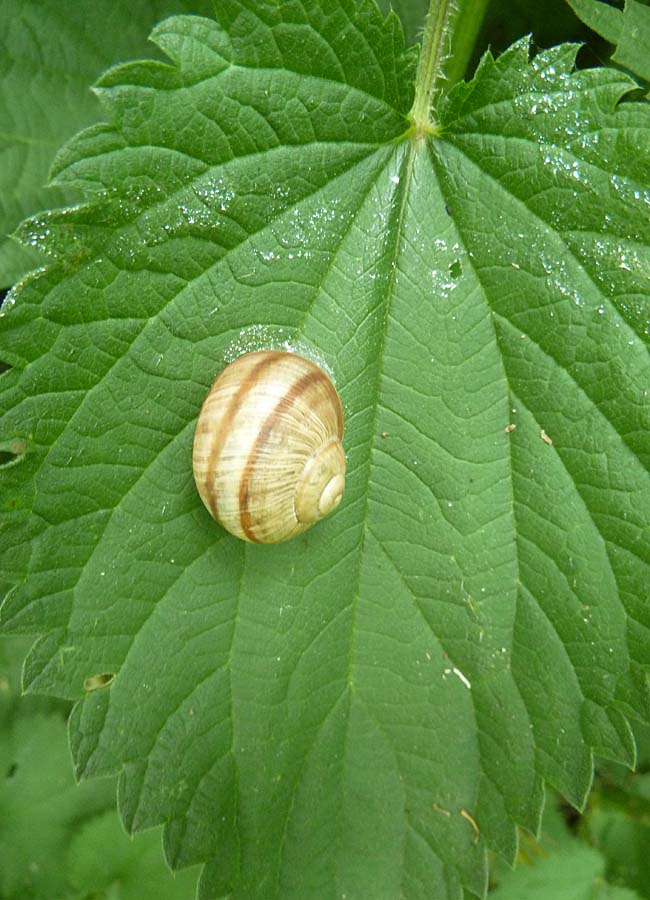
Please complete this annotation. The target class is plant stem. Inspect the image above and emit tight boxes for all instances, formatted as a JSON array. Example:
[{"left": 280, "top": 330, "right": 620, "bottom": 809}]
[
  {"left": 409, "top": 0, "right": 459, "bottom": 137},
  {"left": 445, "top": 0, "right": 490, "bottom": 87}
]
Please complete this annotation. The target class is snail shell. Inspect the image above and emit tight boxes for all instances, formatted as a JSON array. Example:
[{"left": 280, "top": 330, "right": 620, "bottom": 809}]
[{"left": 192, "top": 350, "right": 345, "bottom": 543}]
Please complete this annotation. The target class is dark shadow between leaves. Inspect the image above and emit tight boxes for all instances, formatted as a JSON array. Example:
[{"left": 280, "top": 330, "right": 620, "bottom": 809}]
[{"left": 0, "top": 438, "right": 28, "bottom": 468}]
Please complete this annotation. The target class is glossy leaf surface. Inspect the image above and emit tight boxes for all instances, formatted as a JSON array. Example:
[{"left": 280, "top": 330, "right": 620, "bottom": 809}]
[
  {"left": 1, "top": 2, "right": 650, "bottom": 897},
  {"left": 0, "top": 0, "right": 213, "bottom": 287}
]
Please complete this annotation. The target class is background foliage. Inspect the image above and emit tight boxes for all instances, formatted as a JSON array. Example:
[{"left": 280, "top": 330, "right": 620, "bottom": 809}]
[
  {"left": 0, "top": 3, "right": 649, "bottom": 900},
  {"left": 0, "top": 635, "right": 200, "bottom": 899},
  {"left": 0, "top": 0, "right": 213, "bottom": 287}
]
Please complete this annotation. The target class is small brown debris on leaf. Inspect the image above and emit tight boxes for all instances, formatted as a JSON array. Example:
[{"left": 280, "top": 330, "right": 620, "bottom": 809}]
[
  {"left": 432, "top": 803, "right": 451, "bottom": 817},
  {"left": 504, "top": 424, "right": 516, "bottom": 434},
  {"left": 84, "top": 672, "right": 115, "bottom": 692},
  {"left": 540, "top": 429, "right": 553, "bottom": 446},
  {"left": 460, "top": 808, "right": 480, "bottom": 842}
]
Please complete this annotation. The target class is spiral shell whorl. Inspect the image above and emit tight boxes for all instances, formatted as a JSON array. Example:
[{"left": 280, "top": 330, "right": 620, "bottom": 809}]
[
  {"left": 192, "top": 350, "right": 345, "bottom": 543},
  {"left": 295, "top": 439, "right": 346, "bottom": 523}
]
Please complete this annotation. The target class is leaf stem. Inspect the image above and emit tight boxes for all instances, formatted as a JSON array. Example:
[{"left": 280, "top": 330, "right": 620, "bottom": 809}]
[
  {"left": 445, "top": 0, "right": 490, "bottom": 87},
  {"left": 409, "top": 0, "right": 459, "bottom": 138}
]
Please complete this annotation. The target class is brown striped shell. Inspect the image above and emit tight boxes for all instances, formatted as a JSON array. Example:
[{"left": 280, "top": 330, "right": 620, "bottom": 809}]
[{"left": 192, "top": 350, "right": 345, "bottom": 543}]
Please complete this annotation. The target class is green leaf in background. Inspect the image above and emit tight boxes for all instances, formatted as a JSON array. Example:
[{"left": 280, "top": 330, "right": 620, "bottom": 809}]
[
  {"left": 485, "top": 792, "right": 643, "bottom": 900},
  {"left": 1, "top": 2, "right": 650, "bottom": 898},
  {"left": 489, "top": 841, "right": 641, "bottom": 900},
  {"left": 584, "top": 771, "right": 650, "bottom": 898},
  {"left": 0, "top": 713, "right": 115, "bottom": 899},
  {"left": 0, "top": 635, "right": 199, "bottom": 900},
  {"left": 0, "top": 0, "right": 214, "bottom": 289},
  {"left": 67, "top": 810, "right": 199, "bottom": 900},
  {"left": 566, "top": 0, "right": 650, "bottom": 82}
]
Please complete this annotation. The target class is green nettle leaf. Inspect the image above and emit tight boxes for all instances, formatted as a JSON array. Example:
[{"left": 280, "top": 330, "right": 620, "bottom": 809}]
[
  {"left": 1, "top": 1, "right": 650, "bottom": 897},
  {"left": 585, "top": 772, "right": 650, "bottom": 897},
  {"left": 67, "top": 809, "right": 200, "bottom": 900},
  {"left": 489, "top": 841, "right": 642, "bottom": 899},
  {"left": 0, "top": 0, "right": 214, "bottom": 288},
  {"left": 487, "top": 791, "right": 644, "bottom": 898},
  {"left": 0, "top": 713, "right": 115, "bottom": 899},
  {"left": 0, "top": 634, "right": 199, "bottom": 900},
  {"left": 0, "top": 634, "right": 70, "bottom": 728},
  {"left": 566, "top": 0, "right": 650, "bottom": 82}
]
